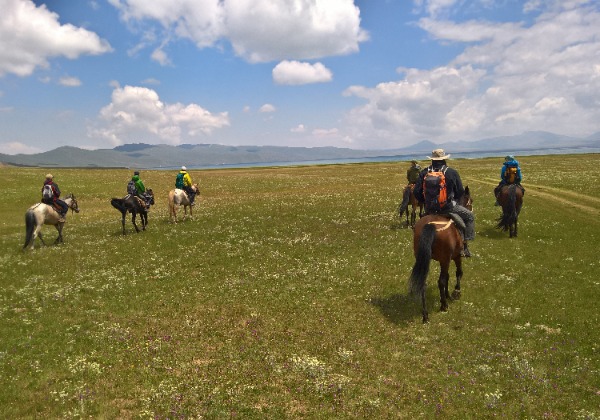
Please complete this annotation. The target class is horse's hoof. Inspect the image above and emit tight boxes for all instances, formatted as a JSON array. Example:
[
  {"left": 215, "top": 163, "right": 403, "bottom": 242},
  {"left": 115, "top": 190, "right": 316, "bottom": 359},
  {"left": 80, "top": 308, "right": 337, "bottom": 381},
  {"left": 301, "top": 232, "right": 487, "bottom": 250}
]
[
  {"left": 452, "top": 290, "right": 461, "bottom": 299},
  {"left": 440, "top": 305, "right": 448, "bottom": 312}
]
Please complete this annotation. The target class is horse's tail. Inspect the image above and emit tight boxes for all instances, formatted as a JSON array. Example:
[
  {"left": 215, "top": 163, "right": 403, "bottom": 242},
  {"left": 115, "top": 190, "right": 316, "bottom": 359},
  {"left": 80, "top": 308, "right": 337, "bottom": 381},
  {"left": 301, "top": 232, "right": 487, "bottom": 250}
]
[
  {"left": 23, "top": 210, "right": 36, "bottom": 249},
  {"left": 496, "top": 185, "right": 517, "bottom": 230},
  {"left": 111, "top": 198, "right": 125, "bottom": 212},
  {"left": 409, "top": 223, "right": 436, "bottom": 296},
  {"left": 398, "top": 186, "right": 410, "bottom": 217}
]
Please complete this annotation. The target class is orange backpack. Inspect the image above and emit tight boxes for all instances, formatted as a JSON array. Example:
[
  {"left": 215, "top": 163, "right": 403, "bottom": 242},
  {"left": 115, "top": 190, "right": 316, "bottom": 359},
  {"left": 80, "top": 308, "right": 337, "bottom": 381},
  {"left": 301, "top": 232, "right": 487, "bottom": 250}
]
[{"left": 505, "top": 166, "right": 518, "bottom": 184}]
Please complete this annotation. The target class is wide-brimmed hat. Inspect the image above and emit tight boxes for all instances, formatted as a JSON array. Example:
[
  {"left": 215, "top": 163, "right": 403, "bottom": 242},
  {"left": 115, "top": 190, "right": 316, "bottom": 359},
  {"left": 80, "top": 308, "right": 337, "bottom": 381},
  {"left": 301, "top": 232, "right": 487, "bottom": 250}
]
[
  {"left": 133, "top": 171, "right": 140, "bottom": 175},
  {"left": 181, "top": 166, "right": 187, "bottom": 171},
  {"left": 505, "top": 155, "right": 514, "bottom": 161},
  {"left": 411, "top": 160, "right": 419, "bottom": 164},
  {"left": 427, "top": 149, "right": 450, "bottom": 160},
  {"left": 45, "top": 173, "right": 53, "bottom": 179}
]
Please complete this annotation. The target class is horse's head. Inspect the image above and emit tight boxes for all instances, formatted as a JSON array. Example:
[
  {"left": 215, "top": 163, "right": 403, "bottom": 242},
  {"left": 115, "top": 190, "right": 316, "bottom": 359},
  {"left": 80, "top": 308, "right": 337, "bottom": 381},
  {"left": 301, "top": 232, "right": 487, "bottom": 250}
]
[
  {"left": 192, "top": 183, "right": 199, "bottom": 193},
  {"left": 460, "top": 186, "right": 473, "bottom": 211},
  {"left": 67, "top": 194, "right": 80, "bottom": 213},
  {"left": 145, "top": 188, "right": 155, "bottom": 205}
]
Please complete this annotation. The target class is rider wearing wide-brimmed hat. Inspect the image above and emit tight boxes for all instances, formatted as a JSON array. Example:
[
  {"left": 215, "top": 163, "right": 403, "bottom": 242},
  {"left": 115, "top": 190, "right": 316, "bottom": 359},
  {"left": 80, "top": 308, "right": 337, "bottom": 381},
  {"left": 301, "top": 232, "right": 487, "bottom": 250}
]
[
  {"left": 41, "top": 173, "right": 69, "bottom": 220},
  {"left": 414, "top": 149, "right": 475, "bottom": 257}
]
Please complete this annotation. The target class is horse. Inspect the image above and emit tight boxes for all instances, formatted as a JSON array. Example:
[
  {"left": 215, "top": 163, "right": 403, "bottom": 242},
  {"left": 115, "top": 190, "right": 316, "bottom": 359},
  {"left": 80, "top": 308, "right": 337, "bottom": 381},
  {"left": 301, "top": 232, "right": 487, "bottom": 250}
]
[
  {"left": 408, "top": 186, "right": 473, "bottom": 323},
  {"left": 398, "top": 184, "right": 423, "bottom": 228},
  {"left": 23, "top": 194, "right": 80, "bottom": 250},
  {"left": 168, "top": 184, "right": 198, "bottom": 223},
  {"left": 496, "top": 184, "right": 523, "bottom": 238},
  {"left": 110, "top": 189, "right": 154, "bottom": 235}
]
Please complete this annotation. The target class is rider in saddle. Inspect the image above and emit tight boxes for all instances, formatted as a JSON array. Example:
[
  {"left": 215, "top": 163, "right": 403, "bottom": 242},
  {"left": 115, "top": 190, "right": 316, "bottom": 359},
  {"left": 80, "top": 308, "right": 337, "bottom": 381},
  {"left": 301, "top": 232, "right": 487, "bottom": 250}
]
[
  {"left": 130, "top": 171, "right": 151, "bottom": 209},
  {"left": 494, "top": 155, "right": 525, "bottom": 205},
  {"left": 41, "top": 174, "right": 68, "bottom": 221},
  {"left": 414, "top": 149, "right": 475, "bottom": 257},
  {"left": 176, "top": 166, "right": 196, "bottom": 206},
  {"left": 406, "top": 160, "right": 421, "bottom": 186}
]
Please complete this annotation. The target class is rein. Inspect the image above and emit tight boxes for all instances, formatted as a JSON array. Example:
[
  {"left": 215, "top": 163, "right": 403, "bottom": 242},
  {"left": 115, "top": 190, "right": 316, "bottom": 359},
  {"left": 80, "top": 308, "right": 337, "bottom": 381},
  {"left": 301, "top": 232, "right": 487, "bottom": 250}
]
[{"left": 427, "top": 219, "right": 454, "bottom": 231}]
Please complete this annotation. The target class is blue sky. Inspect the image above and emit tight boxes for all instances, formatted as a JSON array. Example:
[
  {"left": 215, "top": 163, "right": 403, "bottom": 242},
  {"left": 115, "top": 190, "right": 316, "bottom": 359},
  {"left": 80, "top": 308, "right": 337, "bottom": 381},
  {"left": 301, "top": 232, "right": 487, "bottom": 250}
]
[{"left": 1, "top": 0, "right": 599, "bottom": 154}]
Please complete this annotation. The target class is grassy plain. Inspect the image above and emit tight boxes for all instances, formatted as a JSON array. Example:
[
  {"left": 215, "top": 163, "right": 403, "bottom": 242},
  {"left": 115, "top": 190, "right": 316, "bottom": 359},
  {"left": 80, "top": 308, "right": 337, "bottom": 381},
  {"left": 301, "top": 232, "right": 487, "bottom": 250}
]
[{"left": 0, "top": 154, "right": 599, "bottom": 418}]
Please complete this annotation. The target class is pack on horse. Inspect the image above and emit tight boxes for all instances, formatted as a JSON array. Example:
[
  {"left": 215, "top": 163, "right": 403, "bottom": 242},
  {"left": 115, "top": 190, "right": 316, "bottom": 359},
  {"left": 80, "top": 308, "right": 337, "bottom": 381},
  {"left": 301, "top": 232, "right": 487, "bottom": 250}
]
[
  {"left": 23, "top": 194, "right": 80, "bottom": 250},
  {"left": 409, "top": 187, "right": 473, "bottom": 323},
  {"left": 168, "top": 184, "right": 198, "bottom": 223},
  {"left": 398, "top": 184, "right": 423, "bottom": 228},
  {"left": 110, "top": 189, "right": 155, "bottom": 234},
  {"left": 496, "top": 184, "right": 523, "bottom": 238}
]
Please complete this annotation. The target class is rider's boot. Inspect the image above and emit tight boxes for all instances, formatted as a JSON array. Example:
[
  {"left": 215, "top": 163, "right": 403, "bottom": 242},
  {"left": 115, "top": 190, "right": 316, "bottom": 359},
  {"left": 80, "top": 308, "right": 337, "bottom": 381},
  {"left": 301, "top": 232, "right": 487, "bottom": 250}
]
[{"left": 460, "top": 242, "right": 471, "bottom": 258}]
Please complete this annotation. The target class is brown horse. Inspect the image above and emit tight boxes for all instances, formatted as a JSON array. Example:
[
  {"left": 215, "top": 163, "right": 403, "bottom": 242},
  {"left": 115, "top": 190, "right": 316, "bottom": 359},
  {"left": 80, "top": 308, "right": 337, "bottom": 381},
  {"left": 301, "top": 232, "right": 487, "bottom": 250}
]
[
  {"left": 398, "top": 184, "right": 423, "bottom": 228},
  {"left": 409, "top": 186, "right": 472, "bottom": 323},
  {"left": 496, "top": 184, "right": 523, "bottom": 238}
]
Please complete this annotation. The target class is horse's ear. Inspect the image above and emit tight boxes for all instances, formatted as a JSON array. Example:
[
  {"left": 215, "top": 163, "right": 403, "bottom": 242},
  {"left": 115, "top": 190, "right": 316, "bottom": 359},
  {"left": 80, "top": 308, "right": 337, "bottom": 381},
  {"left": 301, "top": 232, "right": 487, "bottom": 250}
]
[{"left": 465, "top": 185, "right": 470, "bottom": 194}]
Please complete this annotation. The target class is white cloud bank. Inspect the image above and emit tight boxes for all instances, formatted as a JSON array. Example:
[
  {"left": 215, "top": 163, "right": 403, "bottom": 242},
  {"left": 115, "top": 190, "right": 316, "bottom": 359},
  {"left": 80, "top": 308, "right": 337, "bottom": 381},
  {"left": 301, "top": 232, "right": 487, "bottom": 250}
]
[
  {"left": 0, "top": 0, "right": 111, "bottom": 77},
  {"left": 89, "top": 85, "right": 229, "bottom": 146},
  {"left": 273, "top": 61, "right": 333, "bottom": 85},
  {"left": 343, "top": 1, "right": 600, "bottom": 148},
  {"left": 109, "top": 0, "right": 368, "bottom": 63}
]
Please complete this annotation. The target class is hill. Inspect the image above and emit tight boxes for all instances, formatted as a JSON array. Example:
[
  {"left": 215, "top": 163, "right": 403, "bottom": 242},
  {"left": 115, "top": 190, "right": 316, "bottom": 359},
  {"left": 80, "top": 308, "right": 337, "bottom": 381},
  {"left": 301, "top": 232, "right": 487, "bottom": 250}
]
[{"left": 1, "top": 131, "right": 598, "bottom": 168}]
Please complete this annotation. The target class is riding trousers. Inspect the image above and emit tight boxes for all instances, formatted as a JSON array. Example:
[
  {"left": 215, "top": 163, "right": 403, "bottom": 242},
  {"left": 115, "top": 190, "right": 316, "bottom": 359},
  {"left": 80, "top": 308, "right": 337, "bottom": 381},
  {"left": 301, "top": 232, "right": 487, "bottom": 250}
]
[{"left": 451, "top": 205, "right": 475, "bottom": 241}]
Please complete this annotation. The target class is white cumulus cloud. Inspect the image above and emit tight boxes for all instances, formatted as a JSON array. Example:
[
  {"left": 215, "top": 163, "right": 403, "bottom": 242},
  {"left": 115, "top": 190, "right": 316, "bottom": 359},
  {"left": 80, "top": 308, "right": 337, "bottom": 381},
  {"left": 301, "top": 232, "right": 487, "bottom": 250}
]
[
  {"left": 89, "top": 85, "right": 229, "bottom": 146},
  {"left": 259, "top": 103, "right": 276, "bottom": 113},
  {"left": 59, "top": 76, "right": 82, "bottom": 87},
  {"left": 273, "top": 61, "right": 332, "bottom": 85},
  {"left": 0, "top": 0, "right": 112, "bottom": 77},
  {"left": 110, "top": 0, "right": 367, "bottom": 63},
  {"left": 343, "top": 1, "right": 600, "bottom": 148}
]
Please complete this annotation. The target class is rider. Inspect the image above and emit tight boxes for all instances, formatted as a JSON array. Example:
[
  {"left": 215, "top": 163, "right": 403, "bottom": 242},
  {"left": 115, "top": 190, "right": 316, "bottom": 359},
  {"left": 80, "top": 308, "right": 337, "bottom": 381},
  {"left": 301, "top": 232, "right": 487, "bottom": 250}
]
[
  {"left": 176, "top": 166, "right": 196, "bottom": 206},
  {"left": 406, "top": 160, "right": 421, "bottom": 185},
  {"left": 414, "top": 149, "right": 475, "bottom": 257},
  {"left": 494, "top": 155, "right": 525, "bottom": 205},
  {"left": 41, "top": 174, "right": 68, "bottom": 221},
  {"left": 130, "top": 171, "right": 151, "bottom": 209}
]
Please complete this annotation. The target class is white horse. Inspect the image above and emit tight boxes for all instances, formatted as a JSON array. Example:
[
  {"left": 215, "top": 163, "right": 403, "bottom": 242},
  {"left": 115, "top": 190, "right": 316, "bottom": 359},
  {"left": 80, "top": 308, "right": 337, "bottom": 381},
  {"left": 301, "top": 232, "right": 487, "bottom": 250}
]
[
  {"left": 23, "top": 195, "right": 80, "bottom": 250},
  {"left": 168, "top": 184, "right": 198, "bottom": 223}
]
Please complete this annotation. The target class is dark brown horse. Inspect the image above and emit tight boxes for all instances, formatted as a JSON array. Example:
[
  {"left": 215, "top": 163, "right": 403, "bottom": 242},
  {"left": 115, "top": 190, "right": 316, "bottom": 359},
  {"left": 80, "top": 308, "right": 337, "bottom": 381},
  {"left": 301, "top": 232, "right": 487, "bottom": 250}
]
[
  {"left": 110, "top": 189, "right": 154, "bottom": 235},
  {"left": 496, "top": 184, "right": 523, "bottom": 238},
  {"left": 409, "top": 186, "right": 472, "bottom": 323},
  {"left": 398, "top": 184, "right": 423, "bottom": 228}
]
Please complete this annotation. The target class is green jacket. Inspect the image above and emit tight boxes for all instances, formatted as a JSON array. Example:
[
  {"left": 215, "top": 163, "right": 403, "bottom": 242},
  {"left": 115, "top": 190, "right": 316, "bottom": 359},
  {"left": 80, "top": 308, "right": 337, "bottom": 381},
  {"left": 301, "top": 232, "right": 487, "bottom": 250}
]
[{"left": 132, "top": 175, "right": 146, "bottom": 194}]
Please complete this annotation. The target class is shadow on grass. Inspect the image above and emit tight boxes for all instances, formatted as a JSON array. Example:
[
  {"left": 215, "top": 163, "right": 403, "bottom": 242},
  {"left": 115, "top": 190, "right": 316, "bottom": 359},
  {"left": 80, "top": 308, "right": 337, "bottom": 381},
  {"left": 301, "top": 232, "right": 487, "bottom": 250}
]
[
  {"left": 369, "top": 288, "right": 448, "bottom": 325},
  {"left": 369, "top": 292, "right": 418, "bottom": 324}
]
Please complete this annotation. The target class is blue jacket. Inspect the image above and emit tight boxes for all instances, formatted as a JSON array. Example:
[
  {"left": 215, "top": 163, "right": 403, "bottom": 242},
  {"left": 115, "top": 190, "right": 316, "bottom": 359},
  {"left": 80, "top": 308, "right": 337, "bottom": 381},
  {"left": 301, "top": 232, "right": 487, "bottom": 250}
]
[{"left": 501, "top": 159, "right": 522, "bottom": 183}]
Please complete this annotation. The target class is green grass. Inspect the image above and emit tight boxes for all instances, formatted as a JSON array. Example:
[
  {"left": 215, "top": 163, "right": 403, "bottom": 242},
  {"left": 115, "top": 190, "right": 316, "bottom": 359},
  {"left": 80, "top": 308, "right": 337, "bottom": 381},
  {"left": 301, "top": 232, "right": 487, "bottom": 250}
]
[{"left": 1, "top": 155, "right": 599, "bottom": 418}]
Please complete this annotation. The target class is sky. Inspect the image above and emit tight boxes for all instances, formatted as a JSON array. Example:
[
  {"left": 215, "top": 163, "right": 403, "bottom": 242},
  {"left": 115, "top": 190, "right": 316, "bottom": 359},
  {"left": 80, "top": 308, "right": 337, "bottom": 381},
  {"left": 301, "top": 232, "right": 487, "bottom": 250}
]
[{"left": 1, "top": 0, "right": 599, "bottom": 155}]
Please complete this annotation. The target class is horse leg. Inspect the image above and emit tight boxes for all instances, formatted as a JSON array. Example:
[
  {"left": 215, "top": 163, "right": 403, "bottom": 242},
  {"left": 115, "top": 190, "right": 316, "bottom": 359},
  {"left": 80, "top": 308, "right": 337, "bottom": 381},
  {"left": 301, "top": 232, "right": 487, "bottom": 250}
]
[
  {"left": 121, "top": 212, "right": 127, "bottom": 235},
  {"left": 438, "top": 261, "right": 450, "bottom": 312},
  {"left": 452, "top": 256, "right": 463, "bottom": 299},
  {"left": 131, "top": 212, "right": 140, "bottom": 233},
  {"left": 421, "top": 289, "right": 428, "bottom": 323},
  {"left": 54, "top": 223, "right": 64, "bottom": 244}
]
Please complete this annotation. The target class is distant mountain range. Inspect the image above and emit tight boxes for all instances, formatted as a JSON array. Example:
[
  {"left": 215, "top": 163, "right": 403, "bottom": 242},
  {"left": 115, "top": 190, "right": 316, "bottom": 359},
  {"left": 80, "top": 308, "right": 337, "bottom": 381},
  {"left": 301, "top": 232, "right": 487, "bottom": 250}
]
[{"left": 2, "top": 131, "right": 599, "bottom": 169}]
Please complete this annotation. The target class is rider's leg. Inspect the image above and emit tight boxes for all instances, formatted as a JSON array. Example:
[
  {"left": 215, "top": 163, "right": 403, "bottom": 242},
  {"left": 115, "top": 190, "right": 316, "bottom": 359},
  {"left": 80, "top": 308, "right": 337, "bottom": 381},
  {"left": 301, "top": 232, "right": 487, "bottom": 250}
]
[{"left": 452, "top": 205, "right": 475, "bottom": 257}]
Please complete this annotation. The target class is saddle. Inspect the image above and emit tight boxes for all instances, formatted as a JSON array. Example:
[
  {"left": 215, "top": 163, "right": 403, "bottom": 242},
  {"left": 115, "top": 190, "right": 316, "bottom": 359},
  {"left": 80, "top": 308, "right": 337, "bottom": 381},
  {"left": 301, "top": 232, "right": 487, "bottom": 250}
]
[{"left": 428, "top": 213, "right": 465, "bottom": 236}]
